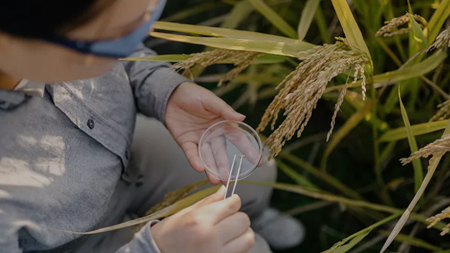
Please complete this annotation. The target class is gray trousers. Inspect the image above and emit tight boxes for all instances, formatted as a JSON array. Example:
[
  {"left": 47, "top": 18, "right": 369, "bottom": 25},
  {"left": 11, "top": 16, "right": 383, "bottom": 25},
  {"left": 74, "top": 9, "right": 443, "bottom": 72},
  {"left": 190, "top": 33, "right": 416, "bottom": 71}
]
[{"left": 81, "top": 116, "right": 276, "bottom": 253}]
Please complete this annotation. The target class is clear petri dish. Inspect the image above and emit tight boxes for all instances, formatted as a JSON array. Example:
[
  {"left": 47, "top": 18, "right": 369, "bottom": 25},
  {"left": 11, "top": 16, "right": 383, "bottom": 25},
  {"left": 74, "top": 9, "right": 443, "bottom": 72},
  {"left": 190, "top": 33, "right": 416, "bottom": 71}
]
[{"left": 198, "top": 120, "right": 263, "bottom": 181}]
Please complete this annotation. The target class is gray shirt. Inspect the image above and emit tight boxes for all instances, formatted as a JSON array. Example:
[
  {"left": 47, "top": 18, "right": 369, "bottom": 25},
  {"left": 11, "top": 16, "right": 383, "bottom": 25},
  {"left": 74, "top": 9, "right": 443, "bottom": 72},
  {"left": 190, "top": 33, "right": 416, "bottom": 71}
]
[{"left": 0, "top": 44, "right": 190, "bottom": 252}]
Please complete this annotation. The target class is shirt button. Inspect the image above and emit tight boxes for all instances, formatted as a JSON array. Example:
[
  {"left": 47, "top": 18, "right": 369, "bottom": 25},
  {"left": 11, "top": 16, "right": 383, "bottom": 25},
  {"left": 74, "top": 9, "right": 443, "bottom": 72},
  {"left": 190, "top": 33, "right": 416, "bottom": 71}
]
[{"left": 87, "top": 119, "right": 95, "bottom": 130}]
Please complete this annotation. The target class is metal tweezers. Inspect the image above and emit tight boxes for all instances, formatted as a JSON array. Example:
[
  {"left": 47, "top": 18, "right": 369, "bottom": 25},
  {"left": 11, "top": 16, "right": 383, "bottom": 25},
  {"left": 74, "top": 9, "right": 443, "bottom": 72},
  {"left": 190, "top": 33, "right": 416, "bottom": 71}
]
[{"left": 224, "top": 154, "right": 245, "bottom": 199}]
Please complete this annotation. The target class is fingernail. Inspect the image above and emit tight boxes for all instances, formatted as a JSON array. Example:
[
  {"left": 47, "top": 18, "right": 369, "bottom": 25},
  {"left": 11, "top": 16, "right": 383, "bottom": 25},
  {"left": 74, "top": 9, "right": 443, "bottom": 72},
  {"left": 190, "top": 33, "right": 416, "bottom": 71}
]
[
  {"left": 218, "top": 185, "right": 226, "bottom": 193},
  {"left": 237, "top": 113, "right": 246, "bottom": 119}
]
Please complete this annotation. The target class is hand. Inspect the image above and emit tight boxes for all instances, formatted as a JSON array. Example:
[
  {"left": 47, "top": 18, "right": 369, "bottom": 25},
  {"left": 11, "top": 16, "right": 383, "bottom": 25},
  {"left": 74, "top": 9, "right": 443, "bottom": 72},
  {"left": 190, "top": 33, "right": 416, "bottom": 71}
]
[
  {"left": 151, "top": 187, "right": 255, "bottom": 253},
  {"left": 199, "top": 124, "right": 262, "bottom": 184},
  {"left": 165, "top": 82, "right": 246, "bottom": 184}
]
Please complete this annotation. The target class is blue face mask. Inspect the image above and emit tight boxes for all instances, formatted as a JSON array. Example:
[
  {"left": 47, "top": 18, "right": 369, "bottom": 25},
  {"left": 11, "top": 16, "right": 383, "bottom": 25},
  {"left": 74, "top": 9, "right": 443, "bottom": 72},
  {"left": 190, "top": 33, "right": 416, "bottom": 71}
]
[{"left": 46, "top": 0, "right": 166, "bottom": 58}]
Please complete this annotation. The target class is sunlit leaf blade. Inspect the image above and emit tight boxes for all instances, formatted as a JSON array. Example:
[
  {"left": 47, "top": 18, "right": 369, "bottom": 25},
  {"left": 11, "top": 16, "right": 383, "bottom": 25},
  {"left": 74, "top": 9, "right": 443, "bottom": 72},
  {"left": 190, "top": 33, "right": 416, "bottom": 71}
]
[
  {"left": 150, "top": 32, "right": 314, "bottom": 57},
  {"left": 379, "top": 120, "right": 448, "bottom": 142},
  {"left": 53, "top": 185, "right": 220, "bottom": 235},
  {"left": 298, "top": 0, "right": 322, "bottom": 41},
  {"left": 330, "top": 0, "right": 370, "bottom": 57},
  {"left": 427, "top": 0, "right": 450, "bottom": 43},
  {"left": 56, "top": 180, "right": 450, "bottom": 236},
  {"left": 121, "top": 54, "right": 286, "bottom": 64},
  {"left": 380, "top": 120, "right": 450, "bottom": 253},
  {"left": 372, "top": 53, "right": 446, "bottom": 85},
  {"left": 398, "top": 86, "right": 424, "bottom": 192},
  {"left": 153, "top": 21, "right": 309, "bottom": 44},
  {"left": 247, "top": 0, "right": 298, "bottom": 39}
]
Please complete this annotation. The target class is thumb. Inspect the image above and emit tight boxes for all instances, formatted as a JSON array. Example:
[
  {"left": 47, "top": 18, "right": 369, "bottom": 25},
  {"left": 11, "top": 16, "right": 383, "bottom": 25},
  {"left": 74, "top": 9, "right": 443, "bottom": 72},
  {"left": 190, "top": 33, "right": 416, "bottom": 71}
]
[{"left": 196, "top": 186, "right": 226, "bottom": 207}]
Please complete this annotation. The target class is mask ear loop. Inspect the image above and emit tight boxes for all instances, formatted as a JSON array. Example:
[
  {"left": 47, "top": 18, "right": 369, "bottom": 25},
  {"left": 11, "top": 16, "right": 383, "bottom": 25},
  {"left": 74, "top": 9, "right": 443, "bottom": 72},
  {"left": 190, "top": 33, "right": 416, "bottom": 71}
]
[{"left": 224, "top": 154, "right": 245, "bottom": 199}]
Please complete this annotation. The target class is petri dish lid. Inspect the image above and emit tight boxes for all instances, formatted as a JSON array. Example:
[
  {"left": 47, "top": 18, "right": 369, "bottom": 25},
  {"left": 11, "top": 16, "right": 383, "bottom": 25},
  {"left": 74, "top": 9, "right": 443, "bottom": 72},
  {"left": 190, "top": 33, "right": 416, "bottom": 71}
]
[{"left": 198, "top": 120, "right": 263, "bottom": 181}]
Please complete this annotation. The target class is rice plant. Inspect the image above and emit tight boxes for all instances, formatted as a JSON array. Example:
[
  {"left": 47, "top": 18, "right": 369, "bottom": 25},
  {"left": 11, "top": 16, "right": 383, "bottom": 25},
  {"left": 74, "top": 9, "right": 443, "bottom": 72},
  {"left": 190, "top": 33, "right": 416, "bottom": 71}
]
[{"left": 116, "top": 0, "right": 450, "bottom": 252}]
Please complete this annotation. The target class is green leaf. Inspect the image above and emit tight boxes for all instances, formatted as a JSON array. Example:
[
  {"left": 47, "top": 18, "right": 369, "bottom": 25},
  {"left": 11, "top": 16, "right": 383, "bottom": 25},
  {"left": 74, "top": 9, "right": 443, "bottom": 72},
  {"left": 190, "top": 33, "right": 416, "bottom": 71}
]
[
  {"left": 408, "top": 13, "right": 428, "bottom": 51},
  {"left": 398, "top": 86, "right": 424, "bottom": 193},
  {"left": 330, "top": 0, "right": 370, "bottom": 57},
  {"left": 161, "top": 2, "right": 221, "bottom": 22},
  {"left": 153, "top": 22, "right": 310, "bottom": 44},
  {"left": 221, "top": 0, "right": 254, "bottom": 29},
  {"left": 380, "top": 120, "right": 450, "bottom": 253},
  {"left": 380, "top": 141, "right": 397, "bottom": 163},
  {"left": 373, "top": 52, "right": 446, "bottom": 85},
  {"left": 247, "top": 0, "right": 298, "bottom": 39},
  {"left": 55, "top": 180, "right": 448, "bottom": 237},
  {"left": 379, "top": 230, "right": 443, "bottom": 251},
  {"left": 277, "top": 160, "right": 318, "bottom": 189},
  {"left": 325, "top": 52, "right": 448, "bottom": 93},
  {"left": 242, "top": 181, "right": 448, "bottom": 230},
  {"left": 383, "top": 83, "right": 406, "bottom": 115},
  {"left": 298, "top": 0, "right": 322, "bottom": 41},
  {"left": 379, "top": 120, "right": 448, "bottom": 142},
  {"left": 279, "top": 152, "right": 364, "bottom": 200},
  {"left": 150, "top": 31, "right": 314, "bottom": 57},
  {"left": 121, "top": 54, "right": 286, "bottom": 64},
  {"left": 427, "top": 0, "right": 450, "bottom": 43},
  {"left": 323, "top": 214, "right": 400, "bottom": 253},
  {"left": 325, "top": 230, "right": 371, "bottom": 253},
  {"left": 315, "top": 5, "right": 331, "bottom": 44}
]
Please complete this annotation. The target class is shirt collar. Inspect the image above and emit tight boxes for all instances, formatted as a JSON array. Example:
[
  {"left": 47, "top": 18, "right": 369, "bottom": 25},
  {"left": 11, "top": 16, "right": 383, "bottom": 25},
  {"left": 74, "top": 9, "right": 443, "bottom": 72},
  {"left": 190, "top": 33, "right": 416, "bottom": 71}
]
[
  {"left": 14, "top": 79, "right": 46, "bottom": 97},
  {"left": 0, "top": 89, "right": 31, "bottom": 110},
  {"left": 0, "top": 80, "right": 45, "bottom": 111}
]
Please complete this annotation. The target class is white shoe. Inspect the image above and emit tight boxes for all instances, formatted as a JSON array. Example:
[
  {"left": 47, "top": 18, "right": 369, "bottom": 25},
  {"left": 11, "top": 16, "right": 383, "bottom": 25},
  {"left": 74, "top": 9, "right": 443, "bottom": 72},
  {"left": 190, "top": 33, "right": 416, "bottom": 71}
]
[{"left": 252, "top": 208, "right": 305, "bottom": 250}]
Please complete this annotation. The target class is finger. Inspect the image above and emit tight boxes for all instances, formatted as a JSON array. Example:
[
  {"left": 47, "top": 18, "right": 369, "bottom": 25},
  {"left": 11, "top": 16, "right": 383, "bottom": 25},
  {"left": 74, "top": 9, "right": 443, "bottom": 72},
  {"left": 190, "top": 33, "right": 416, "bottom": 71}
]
[
  {"left": 222, "top": 228, "right": 255, "bottom": 253},
  {"left": 210, "top": 135, "right": 230, "bottom": 181},
  {"left": 181, "top": 142, "right": 204, "bottom": 173},
  {"left": 216, "top": 212, "right": 251, "bottom": 243},
  {"left": 194, "top": 185, "right": 227, "bottom": 208},
  {"left": 206, "top": 171, "right": 221, "bottom": 185},
  {"left": 201, "top": 142, "right": 219, "bottom": 176},
  {"left": 200, "top": 194, "right": 241, "bottom": 224},
  {"left": 225, "top": 127, "right": 261, "bottom": 165},
  {"left": 202, "top": 90, "right": 246, "bottom": 121}
]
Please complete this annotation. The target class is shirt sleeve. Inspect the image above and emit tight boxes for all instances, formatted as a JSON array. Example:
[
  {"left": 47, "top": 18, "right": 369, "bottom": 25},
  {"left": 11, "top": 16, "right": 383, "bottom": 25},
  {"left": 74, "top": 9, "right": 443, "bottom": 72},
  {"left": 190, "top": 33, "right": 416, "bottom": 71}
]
[
  {"left": 122, "top": 43, "right": 192, "bottom": 125},
  {"left": 116, "top": 221, "right": 161, "bottom": 253}
]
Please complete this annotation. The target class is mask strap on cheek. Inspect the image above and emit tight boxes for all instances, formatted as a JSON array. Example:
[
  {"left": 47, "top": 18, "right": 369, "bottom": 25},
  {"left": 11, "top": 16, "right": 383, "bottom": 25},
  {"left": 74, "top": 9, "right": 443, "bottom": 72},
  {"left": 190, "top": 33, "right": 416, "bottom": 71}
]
[{"left": 224, "top": 154, "right": 245, "bottom": 200}]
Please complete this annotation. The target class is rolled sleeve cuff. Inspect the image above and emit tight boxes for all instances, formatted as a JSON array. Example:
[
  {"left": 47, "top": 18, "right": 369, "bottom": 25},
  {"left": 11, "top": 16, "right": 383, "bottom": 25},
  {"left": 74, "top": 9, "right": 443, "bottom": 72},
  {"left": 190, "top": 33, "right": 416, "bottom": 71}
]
[
  {"left": 141, "top": 68, "right": 191, "bottom": 125},
  {"left": 116, "top": 220, "right": 161, "bottom": 253}
]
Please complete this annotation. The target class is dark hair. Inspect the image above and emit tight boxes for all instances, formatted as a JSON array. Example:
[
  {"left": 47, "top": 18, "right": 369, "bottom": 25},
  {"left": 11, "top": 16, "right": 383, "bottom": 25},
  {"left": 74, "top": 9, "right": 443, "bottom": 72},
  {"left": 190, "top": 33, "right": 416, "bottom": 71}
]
[{"left": 0, "top": 0, "right": 112, "bottom": 39}]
